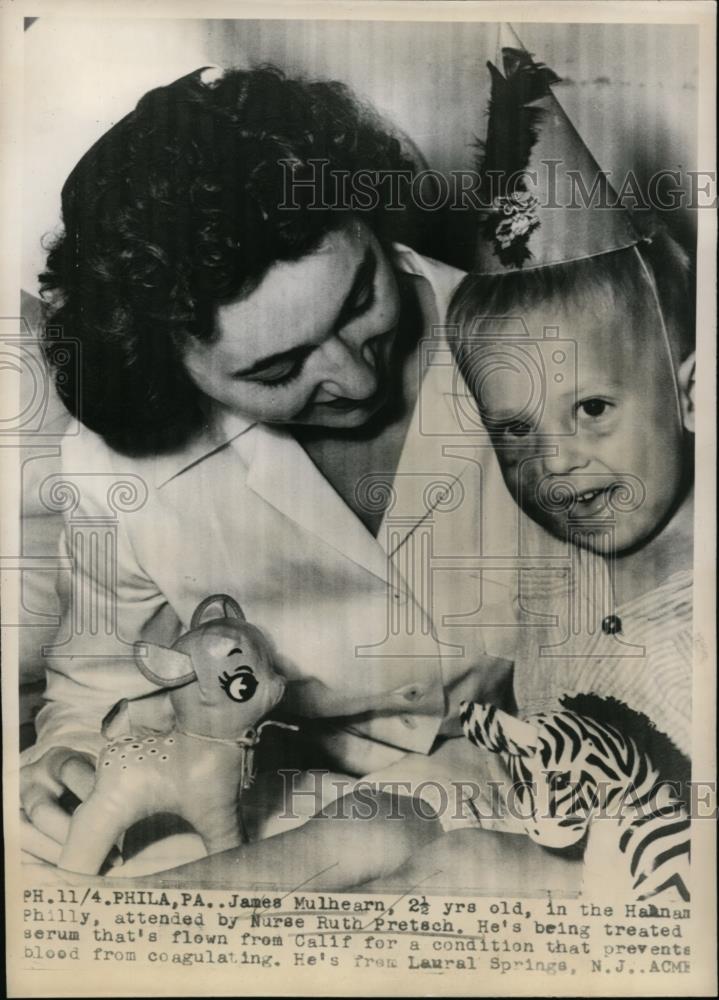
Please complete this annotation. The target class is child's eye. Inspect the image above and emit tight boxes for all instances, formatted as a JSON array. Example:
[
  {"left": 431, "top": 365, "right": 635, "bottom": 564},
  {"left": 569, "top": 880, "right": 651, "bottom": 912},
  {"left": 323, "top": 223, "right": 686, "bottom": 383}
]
[{"left": 577, "top": 398, "right": 611, "bottom": 419}]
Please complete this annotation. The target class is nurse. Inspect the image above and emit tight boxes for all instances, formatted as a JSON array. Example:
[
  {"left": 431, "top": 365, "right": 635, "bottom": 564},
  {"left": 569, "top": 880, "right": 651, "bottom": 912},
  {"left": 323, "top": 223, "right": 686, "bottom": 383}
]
[{"left": 21, "top": 65, "right": 545, "bottom": 868}]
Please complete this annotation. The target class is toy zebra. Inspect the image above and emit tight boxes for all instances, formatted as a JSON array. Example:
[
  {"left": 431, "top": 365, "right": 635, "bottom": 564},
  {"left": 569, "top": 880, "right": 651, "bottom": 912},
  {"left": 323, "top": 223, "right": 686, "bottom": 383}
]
[{"left": 460, "top": 696, "right": 690, "bottom": 902}]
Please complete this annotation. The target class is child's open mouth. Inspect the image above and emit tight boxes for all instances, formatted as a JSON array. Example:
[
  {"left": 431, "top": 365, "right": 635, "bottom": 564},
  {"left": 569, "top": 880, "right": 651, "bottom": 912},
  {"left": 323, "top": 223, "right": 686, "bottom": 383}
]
[
  {"left": 569, "top": 484, "right": 615, "bottom": 516},
  {"left": 576, "top": 487, "right": 605, "bottom": 503}
]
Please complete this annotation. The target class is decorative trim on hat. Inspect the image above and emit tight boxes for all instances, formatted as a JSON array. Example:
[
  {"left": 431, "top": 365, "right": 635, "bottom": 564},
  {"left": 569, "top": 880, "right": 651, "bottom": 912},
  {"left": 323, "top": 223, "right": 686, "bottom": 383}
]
[
  {"left": 198, "top": 66, "right": 225, "bottom": 88},
  {"left": 472, "top": 27, "right": 642, "bottom": 274},
  {"left": 486, "top": 190, "right": 541, "bottom": 266}
]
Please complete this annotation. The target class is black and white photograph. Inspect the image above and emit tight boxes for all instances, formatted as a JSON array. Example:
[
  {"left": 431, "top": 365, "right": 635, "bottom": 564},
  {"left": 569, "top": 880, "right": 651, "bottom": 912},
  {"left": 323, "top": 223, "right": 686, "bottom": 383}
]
[{"left": 2, "top": 1, "right": 716, "bottom": 996}]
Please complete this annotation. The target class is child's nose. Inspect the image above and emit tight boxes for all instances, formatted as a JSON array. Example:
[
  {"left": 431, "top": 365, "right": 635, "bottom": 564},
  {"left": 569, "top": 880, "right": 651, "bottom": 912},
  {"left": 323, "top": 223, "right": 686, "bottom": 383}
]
[{"left": 542, "top": 442, "right": 590, "bottom": 476}]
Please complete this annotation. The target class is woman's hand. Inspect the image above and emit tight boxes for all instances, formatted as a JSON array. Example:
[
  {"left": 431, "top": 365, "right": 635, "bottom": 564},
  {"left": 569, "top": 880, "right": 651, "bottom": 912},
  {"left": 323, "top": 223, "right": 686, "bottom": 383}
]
[
  {"left": 283, "top": 677, "right": 430, "bottom": 718},
  {"left": 20, "top": 746, "right": 97, "bottom": 865}
]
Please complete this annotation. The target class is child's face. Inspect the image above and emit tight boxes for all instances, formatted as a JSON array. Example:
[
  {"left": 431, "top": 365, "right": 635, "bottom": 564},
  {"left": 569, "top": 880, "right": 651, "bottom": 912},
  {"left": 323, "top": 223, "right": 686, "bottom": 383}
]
[{"left": 466, "top": 300, "right": 690, "bottom": 555}]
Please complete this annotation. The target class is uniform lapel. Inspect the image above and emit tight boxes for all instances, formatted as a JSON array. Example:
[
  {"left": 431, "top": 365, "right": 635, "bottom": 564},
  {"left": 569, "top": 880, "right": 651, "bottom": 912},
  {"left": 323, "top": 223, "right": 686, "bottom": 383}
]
[{"left": 376, "top": 327, "right": 480, "bottom": 557}]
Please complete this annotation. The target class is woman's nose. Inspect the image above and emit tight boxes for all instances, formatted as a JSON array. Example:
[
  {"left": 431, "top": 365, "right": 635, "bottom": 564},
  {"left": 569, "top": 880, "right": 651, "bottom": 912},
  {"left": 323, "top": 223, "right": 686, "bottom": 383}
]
[{"left": 317, "top": 334, "right": 380, "bottom": 400}]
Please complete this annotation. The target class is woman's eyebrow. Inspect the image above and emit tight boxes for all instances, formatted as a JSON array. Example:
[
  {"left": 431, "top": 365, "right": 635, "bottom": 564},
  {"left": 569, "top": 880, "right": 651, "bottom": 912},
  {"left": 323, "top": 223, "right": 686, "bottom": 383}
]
[{"left": 231, "top": 245, "right": 376, "bottom": 378}]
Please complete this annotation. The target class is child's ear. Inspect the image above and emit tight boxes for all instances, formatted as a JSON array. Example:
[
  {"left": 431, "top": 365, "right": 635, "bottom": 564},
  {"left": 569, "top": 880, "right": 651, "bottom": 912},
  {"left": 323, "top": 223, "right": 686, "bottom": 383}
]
[{"left": 678, "top": 351, "right": 696, "bottom": 433}]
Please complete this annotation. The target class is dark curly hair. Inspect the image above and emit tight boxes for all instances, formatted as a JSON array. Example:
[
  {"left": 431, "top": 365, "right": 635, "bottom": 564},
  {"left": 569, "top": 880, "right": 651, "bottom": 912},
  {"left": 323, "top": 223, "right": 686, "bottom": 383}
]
[{"left": 40, "top": 66, "right": 417, "bottom": 455}]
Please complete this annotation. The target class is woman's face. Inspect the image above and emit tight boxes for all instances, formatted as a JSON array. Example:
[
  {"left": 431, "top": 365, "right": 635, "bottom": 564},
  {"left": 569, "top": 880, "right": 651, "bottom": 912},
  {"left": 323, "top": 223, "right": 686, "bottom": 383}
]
[{"left": 182, "top": 221, "right": 402, "bottom": 428}]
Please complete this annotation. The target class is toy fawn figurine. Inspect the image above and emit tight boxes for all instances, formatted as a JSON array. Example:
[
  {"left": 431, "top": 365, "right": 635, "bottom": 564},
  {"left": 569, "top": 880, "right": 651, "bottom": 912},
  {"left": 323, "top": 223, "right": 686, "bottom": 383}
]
[
  {"left": 59, "top": 595, "right": 290, "bottom": 874},
  {"left": 59, "top": 593, "right": 448, "bottom": 876}
]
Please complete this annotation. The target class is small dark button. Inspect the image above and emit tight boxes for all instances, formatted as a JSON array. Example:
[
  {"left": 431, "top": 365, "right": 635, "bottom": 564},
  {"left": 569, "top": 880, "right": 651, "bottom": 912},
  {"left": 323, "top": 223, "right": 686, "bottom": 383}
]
[
  {"left": 399, "top": 684, "right": 423, "bottom": 702},
  {"left": 602, "top": 614, "right": 622, "bottom": 635}
]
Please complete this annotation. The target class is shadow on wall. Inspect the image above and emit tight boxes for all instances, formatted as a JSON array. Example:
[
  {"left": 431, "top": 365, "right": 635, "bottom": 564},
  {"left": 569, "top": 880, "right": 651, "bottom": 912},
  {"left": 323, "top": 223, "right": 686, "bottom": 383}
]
[
  {"left": 23, "top": 17, "right": 698, "bottom": 286},
  {"left": 209, "top": 18, "right": 699, "bottom": 268}
]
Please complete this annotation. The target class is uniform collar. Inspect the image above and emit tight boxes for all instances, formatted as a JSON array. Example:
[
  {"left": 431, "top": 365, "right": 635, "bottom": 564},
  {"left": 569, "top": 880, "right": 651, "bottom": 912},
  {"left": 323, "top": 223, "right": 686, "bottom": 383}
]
[{"left": 151, "top": 406, "right": 257, "bottom": 489}]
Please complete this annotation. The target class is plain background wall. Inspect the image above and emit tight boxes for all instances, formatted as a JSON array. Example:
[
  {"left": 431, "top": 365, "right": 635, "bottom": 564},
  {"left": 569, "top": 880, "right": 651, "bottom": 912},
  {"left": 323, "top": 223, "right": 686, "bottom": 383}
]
[{"left": 23, "top": 16, "right": 698, "bottom": 292}]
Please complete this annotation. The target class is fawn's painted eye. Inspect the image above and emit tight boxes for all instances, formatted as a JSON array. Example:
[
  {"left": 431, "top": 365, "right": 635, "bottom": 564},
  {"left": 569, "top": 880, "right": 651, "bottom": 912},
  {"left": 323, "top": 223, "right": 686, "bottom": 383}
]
[{"left": 219, "top": 666, "right": 258, "bottom": 703}]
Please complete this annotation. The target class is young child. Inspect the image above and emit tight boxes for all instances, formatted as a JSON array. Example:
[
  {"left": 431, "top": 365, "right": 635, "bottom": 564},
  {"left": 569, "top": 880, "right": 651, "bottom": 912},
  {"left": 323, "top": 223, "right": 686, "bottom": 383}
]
[
  {"left": 448, "top": 37, "right": 695, "bottom": 760},
  {"left": 451, "top": 227, "right": 694, "bottom": 758}
]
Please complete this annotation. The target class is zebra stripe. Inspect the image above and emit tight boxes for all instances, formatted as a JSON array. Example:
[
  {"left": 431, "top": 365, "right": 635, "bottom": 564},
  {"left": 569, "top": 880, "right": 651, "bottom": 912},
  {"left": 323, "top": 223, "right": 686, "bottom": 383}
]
[{"left": 461, "top": 701, "right": 691, "bottom": 902}]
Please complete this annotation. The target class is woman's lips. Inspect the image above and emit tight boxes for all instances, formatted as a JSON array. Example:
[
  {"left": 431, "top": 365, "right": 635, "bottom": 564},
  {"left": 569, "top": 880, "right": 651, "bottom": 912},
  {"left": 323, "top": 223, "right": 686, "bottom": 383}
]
[
  {"left": 290, "top": 387, "right": 385, "bottom": 423},
  {"left": 317, "top": 389, "right": 386, "bottom": 413},
  {"left": 320, "top": 397, "right": 371, "bottom": 411}
]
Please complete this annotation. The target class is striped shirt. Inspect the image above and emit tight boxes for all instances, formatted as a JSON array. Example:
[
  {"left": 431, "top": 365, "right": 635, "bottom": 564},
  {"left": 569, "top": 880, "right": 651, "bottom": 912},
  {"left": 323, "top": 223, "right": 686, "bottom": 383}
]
[{"left": 511, "top": 551, "right": 693, "bottom": 757}]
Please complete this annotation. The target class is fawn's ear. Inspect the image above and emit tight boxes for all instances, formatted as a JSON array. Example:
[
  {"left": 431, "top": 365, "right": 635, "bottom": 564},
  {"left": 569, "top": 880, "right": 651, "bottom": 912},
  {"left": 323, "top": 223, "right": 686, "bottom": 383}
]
[
  {"left": 101, "top": 694, "right": 176, "bottom": 739},
  {"left": 102, "top": 699, "right": 130, "bottom": 740},
  {"left": 190, "top": 594, "right": 246, "bottom": 629},
  {"left": 460, "top": 701, "right": 539, "bottom": 756},
  {"left": 134, "top": 641, "right": 197, "bottom": 688}
]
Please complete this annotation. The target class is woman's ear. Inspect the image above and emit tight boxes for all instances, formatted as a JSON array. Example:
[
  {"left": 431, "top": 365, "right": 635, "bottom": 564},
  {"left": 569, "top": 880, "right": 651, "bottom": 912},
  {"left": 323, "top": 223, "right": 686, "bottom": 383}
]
[{"left": 678, "top": 351, "right": 695, "bottom": 433}]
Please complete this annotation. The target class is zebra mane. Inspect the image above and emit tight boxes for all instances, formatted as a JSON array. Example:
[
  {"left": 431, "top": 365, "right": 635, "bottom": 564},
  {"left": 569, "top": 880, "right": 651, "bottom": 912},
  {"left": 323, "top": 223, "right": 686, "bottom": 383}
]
[{"left": 559, "top": 693, "right": 691, "bottom": 810}]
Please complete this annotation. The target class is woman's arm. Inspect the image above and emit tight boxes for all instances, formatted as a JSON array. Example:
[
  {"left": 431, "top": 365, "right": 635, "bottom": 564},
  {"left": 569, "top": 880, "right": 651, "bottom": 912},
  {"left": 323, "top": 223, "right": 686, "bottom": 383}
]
[
  {"left": 21, "top": 432, "right": 178, "bottom": 861},
  {"left": 150, "top": 791, "right": 444, "bottom": 891},
  {"left": 362, "top": 827, "right": 583, "bottom": 895}
]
